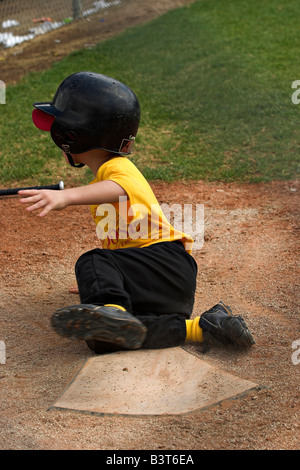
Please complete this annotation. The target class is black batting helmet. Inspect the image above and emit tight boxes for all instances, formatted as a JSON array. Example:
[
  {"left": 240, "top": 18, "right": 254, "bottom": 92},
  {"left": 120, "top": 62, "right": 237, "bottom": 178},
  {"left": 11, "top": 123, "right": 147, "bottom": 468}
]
[{"left": 32, "top": 71, "right": 141, "bottom": 157}]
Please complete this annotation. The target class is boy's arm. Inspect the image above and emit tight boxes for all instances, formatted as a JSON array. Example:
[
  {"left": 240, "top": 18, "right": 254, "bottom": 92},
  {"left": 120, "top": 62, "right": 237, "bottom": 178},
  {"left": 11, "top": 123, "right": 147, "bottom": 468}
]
[{"left": 19, "top": 180, "right": 127, "bottom": 217}]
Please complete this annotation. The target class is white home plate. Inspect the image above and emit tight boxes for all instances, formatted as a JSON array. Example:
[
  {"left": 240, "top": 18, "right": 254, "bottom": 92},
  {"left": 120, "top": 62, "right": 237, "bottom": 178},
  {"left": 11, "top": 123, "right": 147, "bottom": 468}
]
[{"left": 50, "top": 347, "right": 259, "bottom": 416}]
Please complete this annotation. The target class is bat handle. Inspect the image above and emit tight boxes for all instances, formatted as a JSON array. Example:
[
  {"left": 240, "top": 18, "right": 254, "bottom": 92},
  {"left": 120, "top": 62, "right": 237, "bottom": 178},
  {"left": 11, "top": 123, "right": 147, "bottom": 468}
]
[{"left": 0, "top": 181, "right": 65, "bottom": 196}]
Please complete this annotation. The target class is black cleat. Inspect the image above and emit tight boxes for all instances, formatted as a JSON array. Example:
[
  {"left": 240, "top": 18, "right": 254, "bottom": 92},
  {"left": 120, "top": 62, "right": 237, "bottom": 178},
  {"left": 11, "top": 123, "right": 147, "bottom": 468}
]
[
  {"left": 51, "top": 304, "right": 147, "bottom": 350},
  {"left": 199, "top": 301, "right": 255, "bottom": 348}
]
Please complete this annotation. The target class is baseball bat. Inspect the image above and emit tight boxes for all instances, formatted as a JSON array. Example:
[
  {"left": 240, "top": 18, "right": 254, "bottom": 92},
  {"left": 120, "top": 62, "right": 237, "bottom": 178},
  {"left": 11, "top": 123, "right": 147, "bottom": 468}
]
[{"left": 0, "top": 180, "right": 64, "bottom": 196}]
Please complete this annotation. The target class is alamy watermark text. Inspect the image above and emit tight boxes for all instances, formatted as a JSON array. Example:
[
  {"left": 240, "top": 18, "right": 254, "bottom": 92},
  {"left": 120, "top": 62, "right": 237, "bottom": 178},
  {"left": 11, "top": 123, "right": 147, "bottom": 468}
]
[{"left": 0, "top": 80, "right": 5, "bottom": 104}]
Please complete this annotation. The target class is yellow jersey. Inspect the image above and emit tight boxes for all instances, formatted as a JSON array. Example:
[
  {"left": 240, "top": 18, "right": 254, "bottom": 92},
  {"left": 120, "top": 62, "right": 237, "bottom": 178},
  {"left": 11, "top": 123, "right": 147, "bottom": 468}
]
[{"left": 90, "top": 157, "right": 194, "bottom": 253}]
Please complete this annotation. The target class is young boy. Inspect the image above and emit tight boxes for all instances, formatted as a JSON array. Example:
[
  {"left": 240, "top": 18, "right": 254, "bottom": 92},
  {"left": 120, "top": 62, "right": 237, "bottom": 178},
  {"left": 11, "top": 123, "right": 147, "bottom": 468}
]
[{"left": 19, "top": 71, "right": 255, "bottom": 354}]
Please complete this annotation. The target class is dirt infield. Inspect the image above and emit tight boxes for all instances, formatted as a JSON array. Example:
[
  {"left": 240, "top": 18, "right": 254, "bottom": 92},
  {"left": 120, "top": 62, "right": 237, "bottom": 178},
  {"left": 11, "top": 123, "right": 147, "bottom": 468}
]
[
  {"left": 0, "top": 180, "right": 299, "bottom": 450},
  {"left": 0, "top": 0, "right": 299, "bottom": 451}
]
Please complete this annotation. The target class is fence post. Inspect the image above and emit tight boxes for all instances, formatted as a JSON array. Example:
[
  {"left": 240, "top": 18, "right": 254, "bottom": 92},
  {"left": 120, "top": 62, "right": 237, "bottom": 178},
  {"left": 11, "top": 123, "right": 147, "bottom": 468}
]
[{"left": 72, "top": 0, "right": 83, "bottom": 19}]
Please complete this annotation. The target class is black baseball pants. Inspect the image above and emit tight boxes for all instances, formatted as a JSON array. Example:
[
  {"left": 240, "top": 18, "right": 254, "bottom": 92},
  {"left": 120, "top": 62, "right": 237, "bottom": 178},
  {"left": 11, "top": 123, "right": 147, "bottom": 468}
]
[{"left": 75, "top": 241, "right": 198, "bottom": 352}]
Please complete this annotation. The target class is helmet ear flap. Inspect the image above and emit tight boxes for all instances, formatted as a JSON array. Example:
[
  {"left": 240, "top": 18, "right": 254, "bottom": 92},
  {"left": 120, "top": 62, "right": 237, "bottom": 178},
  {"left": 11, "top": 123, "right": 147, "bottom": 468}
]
[
  {"left": 65, "top": 130, "right": 77, "bottom": 144},
  {"left": 50, "top": 120, "right": 78, "bottom": 154},
  {"left": 49, "top": 121, "right": 84, "bottom": 168}
]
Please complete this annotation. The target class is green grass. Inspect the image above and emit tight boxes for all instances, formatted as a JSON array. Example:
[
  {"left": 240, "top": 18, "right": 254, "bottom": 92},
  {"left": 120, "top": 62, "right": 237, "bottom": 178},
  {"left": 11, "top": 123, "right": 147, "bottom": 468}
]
[{"left": 0, "top": 0, "right": 300, "bottom": 185}]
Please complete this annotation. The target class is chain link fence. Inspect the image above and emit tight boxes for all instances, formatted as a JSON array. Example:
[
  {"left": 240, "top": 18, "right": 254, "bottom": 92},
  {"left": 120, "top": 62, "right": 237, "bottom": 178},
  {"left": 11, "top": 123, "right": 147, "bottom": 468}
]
[{"left": 0, "top": 0, "right": 122, "bottom": 48}]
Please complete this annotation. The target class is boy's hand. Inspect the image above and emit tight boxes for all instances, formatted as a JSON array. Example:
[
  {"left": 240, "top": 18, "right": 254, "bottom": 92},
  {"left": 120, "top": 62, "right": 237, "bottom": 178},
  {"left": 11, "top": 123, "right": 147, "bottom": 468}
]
[
  {"left": 18, "top": 189, "right": 68, "bottom": 217},
  {"left": 19, "top": 180, "right": 127, "bottom": 217}
]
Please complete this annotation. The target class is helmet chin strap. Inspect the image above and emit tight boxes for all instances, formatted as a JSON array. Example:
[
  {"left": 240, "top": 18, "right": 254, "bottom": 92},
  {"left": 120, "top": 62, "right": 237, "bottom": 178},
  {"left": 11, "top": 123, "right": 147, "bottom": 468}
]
[{"left": 66, "top": 152, "right": 85, "bottom": 168}]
